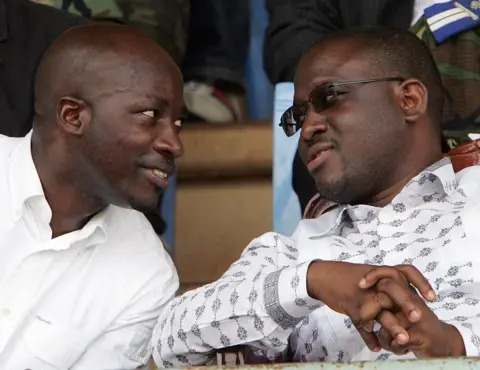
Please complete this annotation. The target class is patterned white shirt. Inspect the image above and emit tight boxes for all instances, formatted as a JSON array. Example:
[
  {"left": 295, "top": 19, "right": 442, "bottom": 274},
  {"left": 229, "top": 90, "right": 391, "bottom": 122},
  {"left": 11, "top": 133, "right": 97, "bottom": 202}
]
[{"left": 152, "top": 159, "right": 480, "bottom": 366}]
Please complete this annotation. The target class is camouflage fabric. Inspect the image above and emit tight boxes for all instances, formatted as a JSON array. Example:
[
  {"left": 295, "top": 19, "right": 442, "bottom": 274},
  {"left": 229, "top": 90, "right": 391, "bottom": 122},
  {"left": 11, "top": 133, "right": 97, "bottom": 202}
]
[
  {"left": 411, "top": 17, "right": 480, "bottom": 149},
  {"left": 115, "top": 0, "right": 190, "bottom": 65},
  {"left": 31, "top": 0, "right": 190, "bottom": 66},
  {"left": 31, "top": 0, "right": 122, "bottom": 18}
]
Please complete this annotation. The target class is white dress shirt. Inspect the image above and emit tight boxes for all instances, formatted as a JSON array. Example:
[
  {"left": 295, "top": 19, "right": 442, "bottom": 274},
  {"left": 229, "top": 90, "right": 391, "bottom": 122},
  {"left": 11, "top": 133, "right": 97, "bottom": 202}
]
[
  {"left": 0, "top": 133, "right": 179, "bottom": 370},
  {"left": 153, "top": 158, "right": 480, "bottom": 366}
]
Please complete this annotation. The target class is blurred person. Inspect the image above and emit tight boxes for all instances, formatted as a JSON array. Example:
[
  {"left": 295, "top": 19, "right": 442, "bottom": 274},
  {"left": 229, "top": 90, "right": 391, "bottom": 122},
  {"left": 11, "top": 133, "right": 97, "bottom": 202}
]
[
  {"left": 44, "top": 0, "right": 250, "bottom": 124},
  {"left": 115, "top": 0, "right": 190, "bottom": 67},
  {"left": 0, "top": 0, "right": 89, "bottom": 137},
  {"left": 182, "top": 0, "right": 250, "bottom": 123},
  {"left": 40, "top": 0, "right": 190, "bottom": 67},
  {"left": 0, "top": 24, "right": 183, "bottom": 369},
  {"left": 264, "top": 0, "right": 480, "bottom": 214}
]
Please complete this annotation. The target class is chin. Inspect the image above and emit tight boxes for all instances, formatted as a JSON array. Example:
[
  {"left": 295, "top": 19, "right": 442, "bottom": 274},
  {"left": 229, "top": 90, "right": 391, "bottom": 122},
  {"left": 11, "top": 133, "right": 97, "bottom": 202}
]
[
  {"left": 118, "top": 190, "right": 162, "bottom": 214},
  {"left": 315, "top": 176, "right": 348, "bottom": 204},
  {"left": 129, "top": 198, "right": 161, "bottom": 214}
]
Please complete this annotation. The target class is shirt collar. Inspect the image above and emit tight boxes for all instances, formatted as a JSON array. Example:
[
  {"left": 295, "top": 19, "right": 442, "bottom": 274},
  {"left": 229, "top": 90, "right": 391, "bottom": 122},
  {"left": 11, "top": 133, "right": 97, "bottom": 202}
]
[
  {"left": 402, "top": 156, "right": 457, "bottom": 197},
  {"left": 308, "top": 157, "right": 458, "bottom": 238},
  {"left": 347, "top": 157, "right": 457, "bottom": 221},
  {"left": 8, "top": 131, "right": 108, "bottom": 247},
  {"left": 9, "top": 131, "right": 44, "bottom": 222}
]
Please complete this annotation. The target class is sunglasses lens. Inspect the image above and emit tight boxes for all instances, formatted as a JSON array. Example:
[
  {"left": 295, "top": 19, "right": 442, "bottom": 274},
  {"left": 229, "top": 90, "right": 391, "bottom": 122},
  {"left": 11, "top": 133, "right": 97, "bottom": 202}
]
[
  {"left": 310, "top": 84, "right": 329, "bottom": 111},
  {"left": 280, "top": 107, "right": 302, "bottom": 137}
]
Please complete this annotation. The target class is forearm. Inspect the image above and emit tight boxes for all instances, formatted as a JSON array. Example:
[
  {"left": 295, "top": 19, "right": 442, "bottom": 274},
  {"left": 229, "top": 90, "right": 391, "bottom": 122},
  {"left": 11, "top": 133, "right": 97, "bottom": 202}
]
[
  {"left": 153, "top": 263, "right": 321, "bottom": 367},
  {"left": 151, "top": 233, "right": 322, "bottom": 367}
]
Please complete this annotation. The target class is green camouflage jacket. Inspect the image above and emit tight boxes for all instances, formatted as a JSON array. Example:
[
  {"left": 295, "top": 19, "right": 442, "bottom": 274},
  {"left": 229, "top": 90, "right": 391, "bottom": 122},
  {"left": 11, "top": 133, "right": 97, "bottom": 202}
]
[
  {"left": 31, "top": 0, "right": 190, "bottom": 65},
  {"left": 412, "top": 17, "right": 480, "bottom": 148}
]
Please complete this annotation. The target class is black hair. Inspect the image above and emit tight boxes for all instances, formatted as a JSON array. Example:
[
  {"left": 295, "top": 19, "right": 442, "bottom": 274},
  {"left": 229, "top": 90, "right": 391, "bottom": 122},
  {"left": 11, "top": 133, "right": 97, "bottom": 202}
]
[{"left": 311, "top": 26, "right": 444, "bottom": 134}]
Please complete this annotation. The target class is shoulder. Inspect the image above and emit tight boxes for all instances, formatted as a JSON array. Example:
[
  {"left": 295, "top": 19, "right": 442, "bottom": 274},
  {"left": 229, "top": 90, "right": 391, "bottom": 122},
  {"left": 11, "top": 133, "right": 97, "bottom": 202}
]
[
  {"left": 84, "top": 207, "right": 179, "bottom": 312},
  {"left": 455, "top": 166, "right": 480, "bottom": 198},
  {"left": 0, "top": 135, "right": 22, "bottom": 157},
  {"left": 101, "top": 207, "right": 177, "bottom": 278},
  {"left": 0, "top": 135, "right": 20, "bottom": 195}
]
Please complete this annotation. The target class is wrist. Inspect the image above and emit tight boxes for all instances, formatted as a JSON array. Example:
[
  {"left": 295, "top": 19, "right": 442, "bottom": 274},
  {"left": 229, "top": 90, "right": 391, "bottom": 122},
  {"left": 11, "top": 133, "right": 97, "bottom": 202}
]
[
  {"left": 306, "top": 260, "right": 328, "bottom": 300},
  {"left": 446, "top": 323, "right": 466, "bottom": 357}
]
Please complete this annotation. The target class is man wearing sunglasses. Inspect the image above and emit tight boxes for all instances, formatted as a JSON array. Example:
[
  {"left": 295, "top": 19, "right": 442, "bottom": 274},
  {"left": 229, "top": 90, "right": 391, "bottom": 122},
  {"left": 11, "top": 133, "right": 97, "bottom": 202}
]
[
  {"left": 266, "top": 0, "right": 480, "bottom": 216},
  {"left": 153, "top": 27, "right": 480, "bottom": 366}
]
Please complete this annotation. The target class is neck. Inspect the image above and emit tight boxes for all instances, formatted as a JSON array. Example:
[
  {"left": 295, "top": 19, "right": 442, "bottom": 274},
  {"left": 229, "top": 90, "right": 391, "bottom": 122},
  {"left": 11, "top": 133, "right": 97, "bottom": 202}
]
[
  {"left": 31, "top": 135, "right": 107, "bottom": 238},
  {"left": 364, "top": 148, "right": 444, "bottom": 208}
]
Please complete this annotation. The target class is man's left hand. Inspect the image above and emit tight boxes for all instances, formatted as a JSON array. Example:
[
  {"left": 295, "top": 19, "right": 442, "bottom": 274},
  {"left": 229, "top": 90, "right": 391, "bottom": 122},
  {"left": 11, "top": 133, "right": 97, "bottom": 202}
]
[{"left": 359, "top": 266, "right": 466, "bottom": 358}]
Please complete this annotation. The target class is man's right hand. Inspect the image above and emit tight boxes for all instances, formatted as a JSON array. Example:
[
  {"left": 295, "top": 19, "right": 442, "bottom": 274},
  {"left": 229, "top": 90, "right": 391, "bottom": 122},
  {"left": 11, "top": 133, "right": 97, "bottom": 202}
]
[{"left": 306, "top": 261, "right": 435, "bottom": 351}]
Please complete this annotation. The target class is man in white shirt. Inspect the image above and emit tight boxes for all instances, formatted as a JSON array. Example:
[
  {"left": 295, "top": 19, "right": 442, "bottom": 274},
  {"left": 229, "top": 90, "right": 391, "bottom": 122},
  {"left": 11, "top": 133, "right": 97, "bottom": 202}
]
[
  {"left": 0, "top": 23, "right": 184, "bottom": 369},
  {"left": 153, "top": 27, "right": 480, "bottom": 366}
]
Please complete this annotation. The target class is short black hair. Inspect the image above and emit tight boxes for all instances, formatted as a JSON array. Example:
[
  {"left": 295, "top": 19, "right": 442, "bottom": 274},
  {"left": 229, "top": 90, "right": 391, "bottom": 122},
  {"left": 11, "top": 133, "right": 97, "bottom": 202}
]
[{"left": 311, "top": 26, "right": 444, "bottom": 133}]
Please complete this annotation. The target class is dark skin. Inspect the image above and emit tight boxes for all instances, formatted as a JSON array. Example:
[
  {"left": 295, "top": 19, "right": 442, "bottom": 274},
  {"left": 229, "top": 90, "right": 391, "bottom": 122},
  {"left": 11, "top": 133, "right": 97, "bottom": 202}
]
[
  {"left": 31, "top": 24, "right": 184, "bottom": 238},
  {"left": 295, "top": 42, "right": 442, "bottom": 208},
  {"left": 296, "top": 40, "right": 465, "bottom": 356},
  {"left": 306, "top": 261, "right": 436, "bottom": 351},
  {"left": 359, "top": 267, "right": 466, "bottom": 357}
]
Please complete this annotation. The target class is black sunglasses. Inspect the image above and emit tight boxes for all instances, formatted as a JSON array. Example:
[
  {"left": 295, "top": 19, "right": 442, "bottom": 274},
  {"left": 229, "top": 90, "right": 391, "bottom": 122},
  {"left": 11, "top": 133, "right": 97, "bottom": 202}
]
[{"left": 279, "top": 77, "right": 405, "bottom": 137}]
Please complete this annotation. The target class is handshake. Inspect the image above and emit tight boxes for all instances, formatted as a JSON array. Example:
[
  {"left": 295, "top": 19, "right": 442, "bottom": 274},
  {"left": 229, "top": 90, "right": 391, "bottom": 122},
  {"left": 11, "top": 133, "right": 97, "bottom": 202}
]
[{"left": 306, "top": 261, "right": 466, "bottom": 358}]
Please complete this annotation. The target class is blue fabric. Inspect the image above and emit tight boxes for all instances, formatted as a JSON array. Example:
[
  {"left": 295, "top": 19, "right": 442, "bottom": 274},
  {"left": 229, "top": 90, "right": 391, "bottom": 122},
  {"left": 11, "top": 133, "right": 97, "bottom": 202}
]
[
  {"left": 424, "top": 0, "right": 480, "bottom": 43},
  {"left": 245, "top": 0, "right": 274, "bottom": 120},
  {"left": 273, "top": 83, "right": 301, "bottom": 236},
  {"left": 182, "top": 0, "right": 250, "bottom": 87}
]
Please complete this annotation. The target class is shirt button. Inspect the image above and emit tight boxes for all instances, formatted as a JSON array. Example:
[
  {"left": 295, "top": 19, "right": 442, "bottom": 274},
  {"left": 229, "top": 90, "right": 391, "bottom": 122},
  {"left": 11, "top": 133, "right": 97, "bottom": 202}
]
[
  {"left": 140, "top": 348, "right": 148, "bottom": 358},
  {"left": 1, "top": 309, "right": 10, "bottom": 316}
]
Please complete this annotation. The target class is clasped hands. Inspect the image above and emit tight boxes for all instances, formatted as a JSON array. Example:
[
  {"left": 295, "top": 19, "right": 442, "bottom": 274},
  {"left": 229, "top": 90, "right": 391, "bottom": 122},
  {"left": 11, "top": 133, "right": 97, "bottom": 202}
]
[{"left": 306, "top": 261, "right": 466, "bottom": 358}]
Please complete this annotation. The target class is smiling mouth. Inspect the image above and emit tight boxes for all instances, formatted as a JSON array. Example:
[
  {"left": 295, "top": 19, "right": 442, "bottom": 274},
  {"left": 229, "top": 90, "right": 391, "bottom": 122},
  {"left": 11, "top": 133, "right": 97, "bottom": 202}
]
[
  {"left": 152, "top": 169, "right": 169, "bottom": 179},
  {"left": 142, "top": 167, "right": 171, "bottom": 189}
]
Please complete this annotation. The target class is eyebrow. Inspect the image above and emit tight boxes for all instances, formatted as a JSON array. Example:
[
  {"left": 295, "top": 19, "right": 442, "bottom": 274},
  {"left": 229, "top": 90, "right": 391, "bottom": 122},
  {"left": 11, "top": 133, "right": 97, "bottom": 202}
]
[
  {"left": 293, "top": 81, "right": 337, "bottom": 106},
  {"left": 143, "top": 95, "right": 170, "bottom": 110}
]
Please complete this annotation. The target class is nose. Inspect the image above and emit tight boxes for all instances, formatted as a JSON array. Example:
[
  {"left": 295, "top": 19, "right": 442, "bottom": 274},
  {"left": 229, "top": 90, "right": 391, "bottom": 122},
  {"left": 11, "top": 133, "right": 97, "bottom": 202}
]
[
  {"left": 300, "top": 102, "right": 329, "bottom": 142},
  {"left": 153, "top": 122, "right": 184, "bottom": 159}
]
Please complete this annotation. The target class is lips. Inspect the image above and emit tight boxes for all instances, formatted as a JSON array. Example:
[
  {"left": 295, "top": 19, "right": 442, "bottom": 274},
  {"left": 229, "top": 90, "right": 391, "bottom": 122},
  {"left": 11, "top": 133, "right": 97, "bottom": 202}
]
[
  {"left": 142, "top": 168, "right": 170, "bottom": 189},
  {"left": 307, "top": 141, "right": 334, "bottom": 172},
  {"left": 141, "top": 161, "right": 175, "bottom": 189}
]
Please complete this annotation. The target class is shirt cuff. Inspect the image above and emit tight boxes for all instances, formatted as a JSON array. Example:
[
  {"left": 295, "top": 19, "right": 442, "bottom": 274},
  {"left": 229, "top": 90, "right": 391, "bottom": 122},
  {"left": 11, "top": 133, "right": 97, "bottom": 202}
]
[
  {"left": 264, "top": 261, "right": 322, "bottom": 328},
  {"left": 450, "top": 322, "right": 480, "bottom": 357}
]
